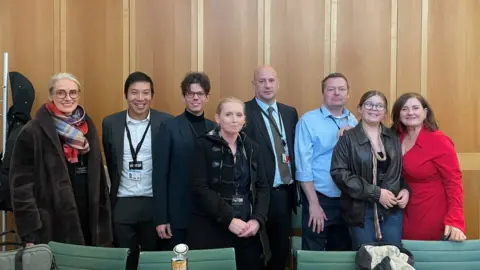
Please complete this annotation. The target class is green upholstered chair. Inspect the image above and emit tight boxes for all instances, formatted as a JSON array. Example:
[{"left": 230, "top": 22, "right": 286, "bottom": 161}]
[
  {"left": 290, "top": 204, "right": 302, "bottom": 269},
  {"left": 291, "top": 204, "right": 302, "bottom": 256},
  {"left": 48, "top": 241, "right": 129, "bottom": 270},
  {"left": 296, "top": 250, "right": 356, "bottom": 270},
  {"left": 402, "top": 239, "right": 480, "bottom": 270},
  {"left": 137, "top": 247, "right": 236, "bottom": 270}
]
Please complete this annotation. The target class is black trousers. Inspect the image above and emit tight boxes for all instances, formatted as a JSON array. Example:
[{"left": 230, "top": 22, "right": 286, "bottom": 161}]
[
  {"left": 266, "top": 185, "right": 293, "bottom": 270},
  {"left": 301, "top": 192, "right": 351, "bottom": 251},
  {"left": 233, "top": 234, "right": 264, "bottom": 270},
  {"left": 166, "top": 228, "right": 187, "bottom": 250},
  {"left": 113, "top": 197, "right": 158, "bottom": 270}
]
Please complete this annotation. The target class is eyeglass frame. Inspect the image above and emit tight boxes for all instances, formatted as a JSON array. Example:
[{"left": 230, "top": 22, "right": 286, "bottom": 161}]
[
  {"left": 185, "top": 91, "right": 207, "bottom": 98},
  {"left": 54, "top": 89, "right": 81, "bottom": 100},
  {"left": 363, "top": 101, "right": 386, "bottom": 111}
]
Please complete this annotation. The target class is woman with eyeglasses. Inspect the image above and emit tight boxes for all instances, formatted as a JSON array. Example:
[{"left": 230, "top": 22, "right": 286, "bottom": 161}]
[
  {"left": 186, "top": 97, "right": 270, "bottom": 270},
  {"left": 331, "top": 90, "right": 409, "bottom": 250},
  {"left": 9, "top": 73, "right": 112, "bottom": 247}
]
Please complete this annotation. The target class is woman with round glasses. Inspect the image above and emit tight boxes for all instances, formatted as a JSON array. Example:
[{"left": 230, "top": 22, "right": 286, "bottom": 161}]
[
  {"left": 331, "top": 90, "right": 408, "bottom": 250},
  {"left": 9, "top": 73, "right": 112, "bottom": 247}
]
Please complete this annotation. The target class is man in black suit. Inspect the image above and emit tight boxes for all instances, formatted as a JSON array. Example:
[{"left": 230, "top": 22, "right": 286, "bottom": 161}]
[
  {"left": 102, "top": 72, "right": 172, "bottom": 269},
  {"left": 153, "top": 72, "right": 216, "bottom": 248},
  {"left": 244, "top": 65, "right": 299, "bottom": 270}
]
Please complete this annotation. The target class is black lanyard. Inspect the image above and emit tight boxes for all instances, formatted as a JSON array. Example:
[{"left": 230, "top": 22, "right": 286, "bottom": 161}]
[
  {"left": 260, "top": 108, "right": 285, "bottom": 139},
  {"left": 125, "top": 120, "right": 151, "bottom": 162},
  {"left": 320, "top": 108, "right": 349, "bottom": 130}
]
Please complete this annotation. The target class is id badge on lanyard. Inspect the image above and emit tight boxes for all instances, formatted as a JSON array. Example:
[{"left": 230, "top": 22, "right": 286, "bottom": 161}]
[
  {"left": 232, "top": 183, "right": 244, "bottom": 208},
  {"left": 125, "top": 120, "right": 151, "bottom": 181}
]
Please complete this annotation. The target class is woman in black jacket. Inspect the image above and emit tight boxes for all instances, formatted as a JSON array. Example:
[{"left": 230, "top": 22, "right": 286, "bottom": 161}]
[
  {"left": 330, "top": 90, "right": 409, "bottom": 250},
  {"left": 186, "top": 97, "right": 271, "bottom": 270}
]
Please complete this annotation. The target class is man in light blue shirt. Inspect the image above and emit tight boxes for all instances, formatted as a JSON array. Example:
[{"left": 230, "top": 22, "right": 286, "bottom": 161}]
[{"left": 295, "top": 72, "right": 358, "bottom": 251}]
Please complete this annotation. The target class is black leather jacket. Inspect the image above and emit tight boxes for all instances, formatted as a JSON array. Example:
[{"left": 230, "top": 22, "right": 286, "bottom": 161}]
[
  {"left": 330, "top": 122, "right": 408, "bottom": 227},
  {"left": 189, "top": 129, "right": 271, "bottom": 264}
]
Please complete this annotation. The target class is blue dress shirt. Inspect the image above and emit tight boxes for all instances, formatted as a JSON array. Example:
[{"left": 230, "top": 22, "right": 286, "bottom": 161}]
[
  {"left": 294, "top": 104, "right": 358, "bottom": 197},
  {"left": 255, "top": 98, "right": 292, "bottom": 187}
]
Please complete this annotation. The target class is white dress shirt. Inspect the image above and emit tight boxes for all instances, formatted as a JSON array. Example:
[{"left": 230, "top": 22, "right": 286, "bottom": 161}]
[{"left": 117, "top": 111, "right": 153, "bottom": 197}]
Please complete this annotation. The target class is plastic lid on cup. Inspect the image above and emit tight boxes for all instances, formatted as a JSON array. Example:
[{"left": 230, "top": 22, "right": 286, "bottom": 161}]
[{"left": 173, "top": 243, "right": 189, "bottom": 254}]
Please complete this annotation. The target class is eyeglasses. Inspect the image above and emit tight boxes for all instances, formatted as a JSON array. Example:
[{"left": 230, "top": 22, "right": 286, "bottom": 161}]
[
  {"left": 363, "top": 102, "right": 385, "bottom": 111},
  {"left": 55, "top": 89, "right": 80, "bottom": 99},
  {"left": 185, "top": 91, "right": 206, "bottom": 98}
]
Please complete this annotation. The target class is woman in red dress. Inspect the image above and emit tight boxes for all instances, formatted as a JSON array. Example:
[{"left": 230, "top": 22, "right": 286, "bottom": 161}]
[{"left": 391, "top": 93, "right": 466, "bottom": 241}]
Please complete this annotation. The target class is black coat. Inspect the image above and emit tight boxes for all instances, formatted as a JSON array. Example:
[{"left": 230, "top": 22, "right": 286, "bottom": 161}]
[
  {"left": 152, "top": 112, "right": 216, "bottom": 229},
  {"left": 330, "top": 122, "right": 408, "bottom": 227},
  {"left": 0, "top": 71, "right": 35, "bottom": 211},
  {"left": 186, "top": 129, "right": 271, "bottom": 264}
]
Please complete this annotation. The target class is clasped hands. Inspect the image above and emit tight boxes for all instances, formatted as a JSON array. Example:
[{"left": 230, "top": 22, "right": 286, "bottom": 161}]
[
  {"left": 229, "top": 218, "right": 260, "bottom": 237},
  {"left": 379, "top": 188, "right": 409, "bottom": 209}
]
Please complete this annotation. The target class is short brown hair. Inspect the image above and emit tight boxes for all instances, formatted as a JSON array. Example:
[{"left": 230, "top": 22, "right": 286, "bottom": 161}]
[
  {"left": 322, "top": 72, "right": 349, "bottom": 93},
  {"left": 181, "top": 72, "right": 211, "bottom": 96},
  {"left": 391, "top": 92, "right": 438, "bottom": 132}
]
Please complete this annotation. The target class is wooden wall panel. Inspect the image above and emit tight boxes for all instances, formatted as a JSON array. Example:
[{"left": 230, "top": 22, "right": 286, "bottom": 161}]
[
  {"left": 427, "top": 0, "right": 480, "bottom": 153},
  {"left": 336, "top": 0, "right": 392, "bottom": 115},
  {"left": 203, "top": 0, "right": 259, "bottom": 118},
  {"left": 65, "top": 0, "right": 125, "bottom": 135},
  {"left": 270, "top": 0, "right": 327, "bottom": 115},
  {"left": 0, "top": 0, "right": 55, "bottom": 112},
  {"left": 397, "top": 0, "right": 422, "bottom": 95},
  {"left": 463, "top": 171, "right": 480, "bottom": 239},
  {"left": 0, "top": 0, "right": 56, "bottom": 244},
  {"left": 133, "top": 0, "right": 192, "bottom": 116}
]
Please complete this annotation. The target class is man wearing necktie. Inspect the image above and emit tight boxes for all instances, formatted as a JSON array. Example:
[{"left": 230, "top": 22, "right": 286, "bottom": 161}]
[{"left": 245, "top": 66, "right": 299, "bottom": 270}]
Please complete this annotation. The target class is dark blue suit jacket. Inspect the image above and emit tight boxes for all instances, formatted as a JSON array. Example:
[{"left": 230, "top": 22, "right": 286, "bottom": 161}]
[{"left": 153, "top": 112, "right": 216, "bottom": 229}]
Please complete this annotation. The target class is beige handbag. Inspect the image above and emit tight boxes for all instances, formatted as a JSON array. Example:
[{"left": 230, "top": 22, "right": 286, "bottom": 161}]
[{"left": 0, "top": 230, "right": 57, "bottom": 270}]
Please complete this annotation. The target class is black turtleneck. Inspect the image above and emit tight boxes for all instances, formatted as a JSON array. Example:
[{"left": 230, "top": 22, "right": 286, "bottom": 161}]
[{"left": 185, "top": 109, "right": 206, "bottom": 136}]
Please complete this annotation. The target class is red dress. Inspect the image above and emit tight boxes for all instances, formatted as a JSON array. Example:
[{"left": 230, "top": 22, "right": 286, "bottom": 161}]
[{"left": 401, "top": 127, "right": 465, "bottom": 240}]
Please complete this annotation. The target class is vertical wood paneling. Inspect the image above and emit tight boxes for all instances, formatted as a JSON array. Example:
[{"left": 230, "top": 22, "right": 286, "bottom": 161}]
[
  {"left": 420, "top": 0, "right": 429, "bottom": 98},
  {"left": 389, "top": 0, "right": 398, "bottom": 113},
  {"left": 336, "top": 0, "right": 392, "bottom": 115},
  {"left": 270, "top": 0, "right": 326, "bottom": 115},
  {"left": 462, "top": 171, "right": 480, "bottom": 239},
  {"left": 0, "top": 0, "right": 56, "bottom": 243},
  {"left": 427, "top": 0, "right": 480, "bottom": 153},
  {"left": 0, "top": 0, "right": 55, "bottom": 112},
  {"left": 203, "top": 0, "right": 259, "bottom": 118},
  {"left": 134, "top": 0, "right": 192, "bottom": 116},
  {"left": 65, "top": 0, "right": 125, "bottom": 136},
  {"left": 324, "top": 0, "right": 332, "bottom": 77},
  {"left": 397, "top": 0, "right": 422, "bottom": 95}
]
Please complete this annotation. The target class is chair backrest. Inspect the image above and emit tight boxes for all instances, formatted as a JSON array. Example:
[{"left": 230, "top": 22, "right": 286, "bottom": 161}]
[
  {"left": 137, "top": 248, "right": 236, "bottom": 270},
  {"left": 402, "top": 239, "right": 480, "bottom": 270},
  {"left": 291, "top": 205, "right": 302, "bottom": 230},
  {"left": 297, "top": 250, "right": 356, "bottom": 270},
  {"left": 48, "top": 241, "right": 129, "bottom": 270}
]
